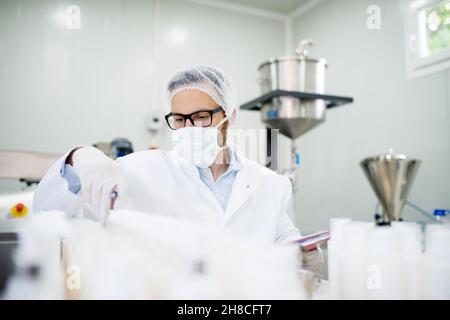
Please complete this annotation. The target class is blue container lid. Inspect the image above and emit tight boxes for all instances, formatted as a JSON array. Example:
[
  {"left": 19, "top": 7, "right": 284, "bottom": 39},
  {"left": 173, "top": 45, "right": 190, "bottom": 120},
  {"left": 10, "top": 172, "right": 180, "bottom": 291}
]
[{"left": 433, "top": 209, "right": 450, "bottom": 216}]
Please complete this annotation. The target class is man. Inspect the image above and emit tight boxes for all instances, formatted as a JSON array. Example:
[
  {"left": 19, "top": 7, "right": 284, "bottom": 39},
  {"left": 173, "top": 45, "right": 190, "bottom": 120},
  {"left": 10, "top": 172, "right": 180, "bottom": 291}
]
[{"left": 33, "top": 65, "right": 301, "bottom": 245}]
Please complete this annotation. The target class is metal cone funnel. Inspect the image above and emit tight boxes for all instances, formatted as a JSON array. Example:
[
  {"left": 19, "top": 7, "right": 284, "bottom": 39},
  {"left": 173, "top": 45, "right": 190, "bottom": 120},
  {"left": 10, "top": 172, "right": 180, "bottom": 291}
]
[
  {"left": 360, "top": 150, "right": 421, "bottom": 223},
  {"left": 261, "top": 98, "right": 326, "bottom": 139}
]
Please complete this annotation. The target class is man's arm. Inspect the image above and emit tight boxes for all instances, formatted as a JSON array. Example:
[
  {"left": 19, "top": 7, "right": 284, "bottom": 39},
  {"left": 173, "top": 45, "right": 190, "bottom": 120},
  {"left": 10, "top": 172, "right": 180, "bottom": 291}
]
[
  {"left": 275, "top": 177, "right": 301, "bottom": 244},
  {"left": 33, "top": 147, "right": 86, "bottom": 217}
]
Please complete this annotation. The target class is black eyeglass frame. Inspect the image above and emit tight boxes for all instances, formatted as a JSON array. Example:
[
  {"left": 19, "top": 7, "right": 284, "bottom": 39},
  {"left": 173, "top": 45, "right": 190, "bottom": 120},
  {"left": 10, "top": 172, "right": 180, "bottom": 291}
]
[{"left": 164, "top": 107, "right": 224, "bottom": 130}]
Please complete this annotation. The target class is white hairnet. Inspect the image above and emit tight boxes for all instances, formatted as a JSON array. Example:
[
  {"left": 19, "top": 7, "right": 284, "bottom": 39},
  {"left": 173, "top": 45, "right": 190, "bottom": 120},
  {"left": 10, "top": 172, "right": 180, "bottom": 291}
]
[{"left": 166, "top": 65, "right": 237, "bottom": 119}]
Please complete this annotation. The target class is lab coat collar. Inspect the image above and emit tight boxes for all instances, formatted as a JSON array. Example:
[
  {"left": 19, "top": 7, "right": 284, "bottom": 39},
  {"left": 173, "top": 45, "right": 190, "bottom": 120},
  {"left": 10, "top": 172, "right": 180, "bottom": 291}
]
[
  {"left": 168, "top": 143, "right": 243, "bottom": 182},
  {"left": 167, "top": 149, "right": 201, "bottom": 183},
  {"left": 197, "top": 145, "right": 242, "bottom": 180},
  {"left": 226, "top": 143, "right": 242, "bottom": 172},
  {"left": 167, "top": 144, "right": 258, "bottom": 225}
]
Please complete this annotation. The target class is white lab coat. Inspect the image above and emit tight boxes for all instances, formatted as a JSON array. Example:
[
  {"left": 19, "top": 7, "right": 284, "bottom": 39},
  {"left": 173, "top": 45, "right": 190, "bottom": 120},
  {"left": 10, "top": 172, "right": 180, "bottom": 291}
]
[{"left": 33, "top": 147, "right": 301, "bottom": 245}]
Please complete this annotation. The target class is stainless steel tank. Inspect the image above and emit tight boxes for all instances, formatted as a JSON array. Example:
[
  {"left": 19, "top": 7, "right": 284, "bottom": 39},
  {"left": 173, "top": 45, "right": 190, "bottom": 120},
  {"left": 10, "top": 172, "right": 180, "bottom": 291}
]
[{"left": 258, "top": 39, "right": 328, "bottom": 139}]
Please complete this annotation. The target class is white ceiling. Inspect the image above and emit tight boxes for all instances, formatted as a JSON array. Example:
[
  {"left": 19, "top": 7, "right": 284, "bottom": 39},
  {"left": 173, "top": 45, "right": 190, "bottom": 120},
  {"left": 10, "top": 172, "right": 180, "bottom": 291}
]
[{"left": 215, "top": 0, "right": 311, "bottom": 14}]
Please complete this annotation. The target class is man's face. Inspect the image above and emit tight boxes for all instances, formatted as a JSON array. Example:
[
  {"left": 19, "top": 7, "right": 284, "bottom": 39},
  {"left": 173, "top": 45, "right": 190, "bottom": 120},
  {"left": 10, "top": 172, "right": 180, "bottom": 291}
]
[{"left": 171, "top": 89, "right": 228, "bottom": 145}]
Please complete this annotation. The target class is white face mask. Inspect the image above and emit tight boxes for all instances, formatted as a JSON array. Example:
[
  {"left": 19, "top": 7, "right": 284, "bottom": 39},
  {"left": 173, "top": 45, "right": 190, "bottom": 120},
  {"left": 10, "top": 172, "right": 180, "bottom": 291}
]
[{"left": 171, "top": 117, "right": 228, "bottom": 168}]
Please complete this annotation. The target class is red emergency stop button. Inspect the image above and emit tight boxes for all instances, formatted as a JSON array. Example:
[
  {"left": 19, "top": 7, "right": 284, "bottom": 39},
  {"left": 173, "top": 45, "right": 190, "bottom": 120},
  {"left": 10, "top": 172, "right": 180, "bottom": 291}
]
[{"left": 11, "top": 203, "right": 28, "bottom": 218}]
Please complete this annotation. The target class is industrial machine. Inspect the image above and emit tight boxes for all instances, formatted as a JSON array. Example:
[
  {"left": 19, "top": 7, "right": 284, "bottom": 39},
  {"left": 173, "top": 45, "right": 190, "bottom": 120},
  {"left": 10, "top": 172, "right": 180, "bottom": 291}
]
[
  {"left": 323, "top": 150, "right": 450, "bottom": 299},
  {"left": 240, "top": 39, "right": 353, "bottom": 178},
  {"left": 258, "top": 39, "right": 329, "bottom": 139},
  {"left": 360, "top": 149, "right": 421, "bottom": 225},
  {"left": 94, "top": 138, "right": 134, "bottom": 159},
  {"left": 360, "top": 149, "right": 448, "bottom": 225},
  {"left": 0, "top": 150, "right": 60, "bottom": 295},
  {"left": 0, "top": 150, "right": 61, "bottom": 232}
]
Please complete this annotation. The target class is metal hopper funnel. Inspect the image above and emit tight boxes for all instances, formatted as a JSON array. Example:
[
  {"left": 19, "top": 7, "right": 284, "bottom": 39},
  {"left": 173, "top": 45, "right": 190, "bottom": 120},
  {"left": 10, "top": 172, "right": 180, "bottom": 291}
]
[
  {"left": 261, "top": 97, "right": 326, "bottom": 139},
  {"left": 360, "top": 150, "right": 421, "bottom": 224}
]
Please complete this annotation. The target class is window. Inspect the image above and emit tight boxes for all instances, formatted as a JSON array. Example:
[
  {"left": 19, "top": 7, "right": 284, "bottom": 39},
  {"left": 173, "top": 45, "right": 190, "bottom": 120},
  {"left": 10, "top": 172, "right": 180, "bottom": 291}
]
[{"left": 404, "top": 0, "right": 450, "bottom": 78}]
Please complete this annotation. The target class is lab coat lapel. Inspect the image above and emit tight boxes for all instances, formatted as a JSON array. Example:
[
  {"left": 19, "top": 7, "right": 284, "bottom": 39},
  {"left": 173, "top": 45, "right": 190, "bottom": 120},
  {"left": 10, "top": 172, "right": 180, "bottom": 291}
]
[
  {"left": 168, "top": 150, "right": 199, "bottom": 180},
  {"left": 221, "top": 161, "right": 256, "bottom": 226},
  {"left": 167, "top": 150, "right": 224, "bottom": 214},
  {"left": 168, "top": 148, "right": 258, "bottom": 224}
]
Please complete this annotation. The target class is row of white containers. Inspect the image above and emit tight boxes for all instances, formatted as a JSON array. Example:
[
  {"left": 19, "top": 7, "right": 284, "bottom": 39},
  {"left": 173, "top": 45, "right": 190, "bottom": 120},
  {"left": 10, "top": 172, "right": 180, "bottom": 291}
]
[{"left": 328, "top": 219, "right": 450, "bottom": 299}]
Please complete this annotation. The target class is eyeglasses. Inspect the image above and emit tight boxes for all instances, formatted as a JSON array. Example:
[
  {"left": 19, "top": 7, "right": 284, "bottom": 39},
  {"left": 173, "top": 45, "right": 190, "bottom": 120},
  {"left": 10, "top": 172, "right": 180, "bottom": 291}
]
[{"left": 165, "top": 107, "right": 223, "bottom": 130}]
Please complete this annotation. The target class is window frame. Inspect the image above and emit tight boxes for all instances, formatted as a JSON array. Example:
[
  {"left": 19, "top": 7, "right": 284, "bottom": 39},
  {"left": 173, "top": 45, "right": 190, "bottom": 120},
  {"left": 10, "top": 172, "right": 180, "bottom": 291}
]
[{"left": 404, "top": 0, "right": 450, "bottom": 79}]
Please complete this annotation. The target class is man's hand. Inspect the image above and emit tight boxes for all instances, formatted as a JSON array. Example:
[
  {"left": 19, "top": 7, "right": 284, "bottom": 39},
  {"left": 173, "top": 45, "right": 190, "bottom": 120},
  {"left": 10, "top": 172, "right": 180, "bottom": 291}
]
[
  {"left": 301, "top": 247, "right": 324, "bottom": 275},
  {"left": 71, "top": 147, "right": 127, "bottom": 221}
]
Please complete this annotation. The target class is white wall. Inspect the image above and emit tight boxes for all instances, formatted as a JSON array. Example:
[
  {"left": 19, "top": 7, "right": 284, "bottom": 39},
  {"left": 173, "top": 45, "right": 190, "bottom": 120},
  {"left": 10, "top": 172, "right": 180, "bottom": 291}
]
[
  {"left": 0, "top": 0, "right": 155, "bottom": 152},
  {"left": 291, "top": 0, "right": 450, "bottom": 233},
  {"left": 0, "top": 0, "right": 285, "bottom": 155}
]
